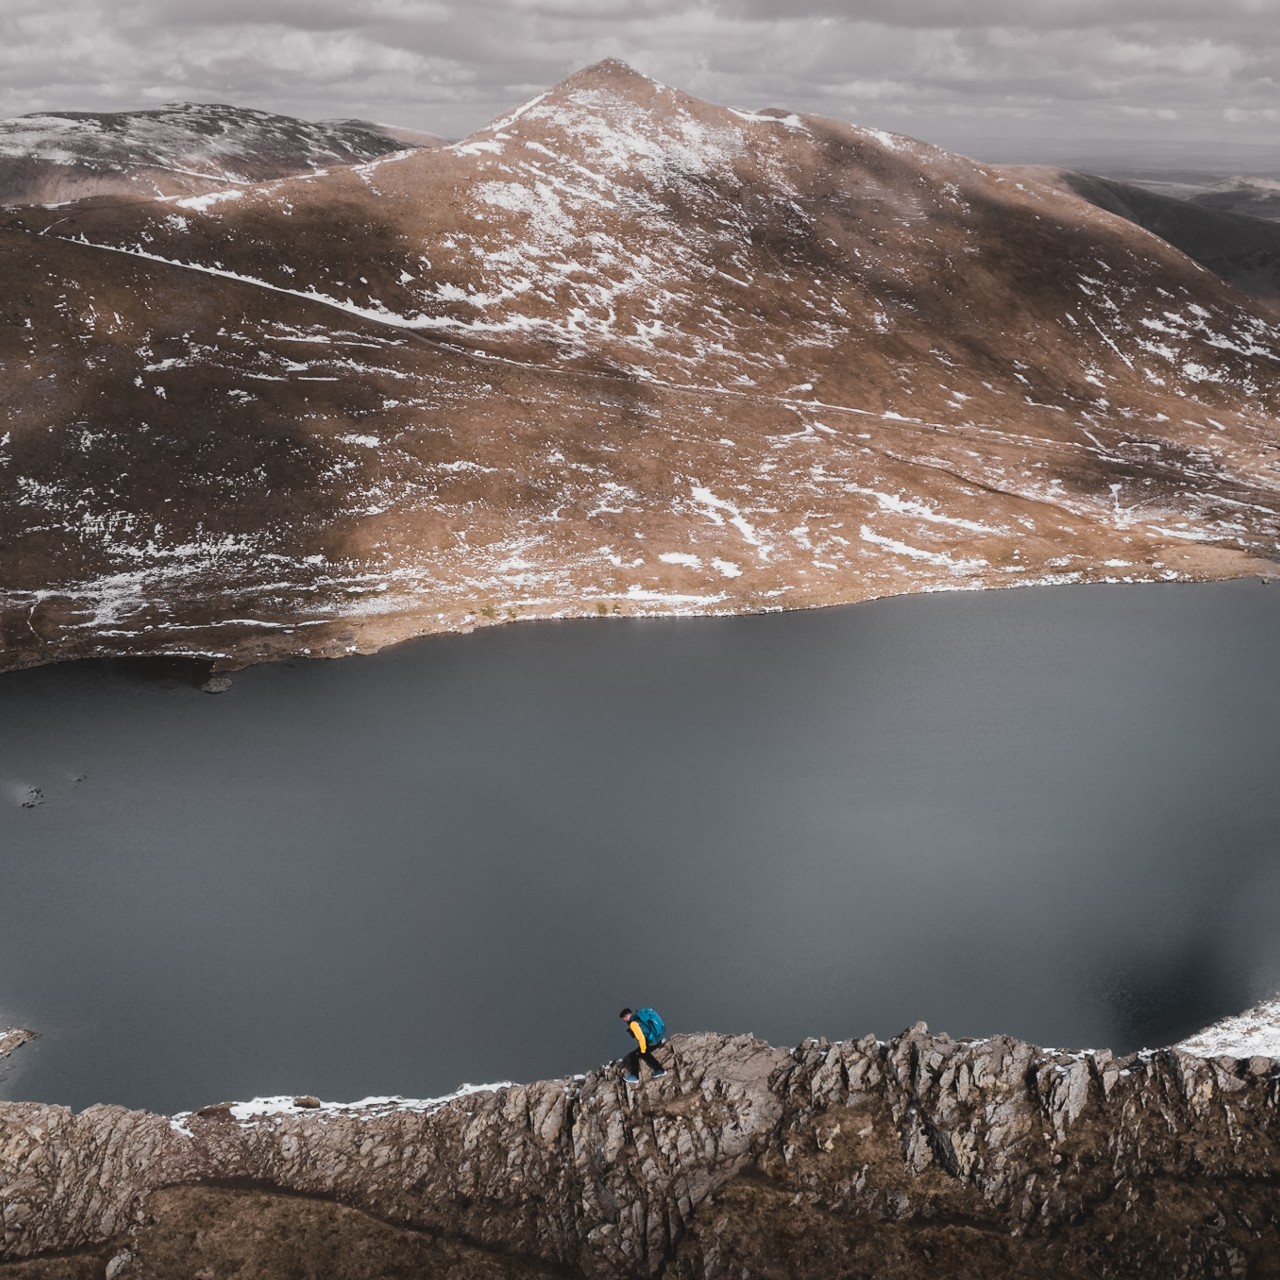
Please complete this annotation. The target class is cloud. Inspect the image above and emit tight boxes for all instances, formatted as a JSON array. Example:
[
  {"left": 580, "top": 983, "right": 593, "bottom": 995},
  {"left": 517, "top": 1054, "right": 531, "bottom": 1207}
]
[
  {"left": 716, "top": 0, "right": 1280, "bottom": 29},
  {"left": 0, "top": 0, "right": 1277, "bottom": 162}
]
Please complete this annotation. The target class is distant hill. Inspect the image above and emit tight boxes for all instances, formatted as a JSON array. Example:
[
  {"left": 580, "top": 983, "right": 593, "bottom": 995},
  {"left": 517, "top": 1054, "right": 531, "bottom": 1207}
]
[
  {"left": 0, "top": 102, "right": 442, "bottom": 206},
  {"left": 1190, "top": 179, "right": 1280, "bottom": 223},
  {"left": 1005, "top": 166, "right": 1280, "bottom": 313},
  {"left": 1, "top": 61, "right": 1278, "bottom": 671},
  {"left": 319, "top": 118, "right": 449, "bottom": 151}
]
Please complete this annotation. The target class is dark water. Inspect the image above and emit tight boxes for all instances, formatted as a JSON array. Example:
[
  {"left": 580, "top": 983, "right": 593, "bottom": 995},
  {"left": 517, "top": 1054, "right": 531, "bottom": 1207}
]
[{"left": 2, "top": 580, "right": 1279, "bottom": 1114}]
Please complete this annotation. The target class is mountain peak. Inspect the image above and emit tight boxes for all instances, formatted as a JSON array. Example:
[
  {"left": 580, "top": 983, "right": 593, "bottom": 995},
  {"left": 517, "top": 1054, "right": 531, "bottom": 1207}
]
[
  {"left": 472, "top": 57, "right": 674, "bottom": 140},
  {"left": 572, "top": 56, "right": 656, "bottom": 83},
  {"left": 549, "top": 57, "right": 669, "bottom": 100}
]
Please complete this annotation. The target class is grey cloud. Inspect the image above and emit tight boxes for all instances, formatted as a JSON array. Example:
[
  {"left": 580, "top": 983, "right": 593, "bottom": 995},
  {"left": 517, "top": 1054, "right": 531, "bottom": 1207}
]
[
  {"left": 139, "top": 0, "right": 454, "bottom": 30},
  {"left": 1, "top": 0, "right": 1277, "bottom": 162},
  {"left": 716, "top": 0, "right": 1280, "bottom": 29}
]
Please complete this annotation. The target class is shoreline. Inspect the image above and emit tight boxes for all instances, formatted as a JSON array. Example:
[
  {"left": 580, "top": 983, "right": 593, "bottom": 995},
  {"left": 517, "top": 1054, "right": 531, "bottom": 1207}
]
[
  {"left": 3, "top": 559, "right": 1277, "bottom": 680},
  {"left": 2, "top": 996, "right": 1276, "bottom": 1117}
]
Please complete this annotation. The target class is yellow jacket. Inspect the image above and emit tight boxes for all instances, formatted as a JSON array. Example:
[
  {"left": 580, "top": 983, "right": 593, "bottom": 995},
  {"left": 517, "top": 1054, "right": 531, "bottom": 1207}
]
[{"left": 627, "top": 1018, "right": 649, "bottom": 1054}]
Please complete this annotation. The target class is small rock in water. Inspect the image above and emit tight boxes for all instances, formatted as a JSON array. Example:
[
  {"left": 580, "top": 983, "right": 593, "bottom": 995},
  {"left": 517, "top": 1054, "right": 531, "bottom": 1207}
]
[
  {"left": 0, "top": 1027, "right": 36, "bottom": 1059},
  {"left": 20, "top": 786, "right": 44, "bottom": 809},
  {"left": 200, "top": 674, "right": 234, "bottom": 694}
]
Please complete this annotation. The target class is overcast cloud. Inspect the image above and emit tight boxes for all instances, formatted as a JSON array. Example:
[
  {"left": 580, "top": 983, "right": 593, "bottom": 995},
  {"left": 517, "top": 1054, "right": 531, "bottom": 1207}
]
[{"left": 1, "top": 0, "right": 1277, "bottom": 163}]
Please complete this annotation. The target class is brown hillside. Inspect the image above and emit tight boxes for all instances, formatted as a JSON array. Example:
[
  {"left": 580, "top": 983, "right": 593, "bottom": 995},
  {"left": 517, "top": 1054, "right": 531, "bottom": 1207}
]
[{"left": 2, "top": 60, "right": 1278, "bottom": 671}]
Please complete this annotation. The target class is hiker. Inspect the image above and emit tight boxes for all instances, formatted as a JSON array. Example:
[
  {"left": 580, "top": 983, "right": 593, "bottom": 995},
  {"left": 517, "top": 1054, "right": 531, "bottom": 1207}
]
[{"left": 620, "top": 1006, "right": 669, "bottom": 1083}]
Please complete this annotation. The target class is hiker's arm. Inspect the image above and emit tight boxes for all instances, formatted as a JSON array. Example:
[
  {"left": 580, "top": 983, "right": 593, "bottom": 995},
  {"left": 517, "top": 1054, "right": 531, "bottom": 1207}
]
[{"left": 628, "top": 1019, "right": 648, "bottom": 1053}]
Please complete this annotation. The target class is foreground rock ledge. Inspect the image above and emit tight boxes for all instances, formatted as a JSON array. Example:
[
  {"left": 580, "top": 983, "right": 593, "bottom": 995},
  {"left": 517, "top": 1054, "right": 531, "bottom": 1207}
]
[{"left": 3, "top": 1027, "right": 1280, "bottom": 1279}]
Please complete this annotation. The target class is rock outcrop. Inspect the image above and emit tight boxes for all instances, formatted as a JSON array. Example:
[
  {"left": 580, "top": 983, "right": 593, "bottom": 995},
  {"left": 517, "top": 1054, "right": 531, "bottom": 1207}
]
[{"left": 3, "top": 1025, "right": 1280, "bottom": 1278}]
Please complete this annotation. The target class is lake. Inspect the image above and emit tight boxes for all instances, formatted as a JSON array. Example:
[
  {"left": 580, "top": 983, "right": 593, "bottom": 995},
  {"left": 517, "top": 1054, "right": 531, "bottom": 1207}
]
[{"left": 2, "top": 578, "right": 1278, "bottom": 1114}]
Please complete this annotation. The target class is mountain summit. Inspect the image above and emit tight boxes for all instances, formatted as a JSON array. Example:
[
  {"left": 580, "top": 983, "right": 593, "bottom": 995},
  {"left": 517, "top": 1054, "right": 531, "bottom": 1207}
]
[{"left": 1, "top": 67, "right": 1277, "bottom": 670}]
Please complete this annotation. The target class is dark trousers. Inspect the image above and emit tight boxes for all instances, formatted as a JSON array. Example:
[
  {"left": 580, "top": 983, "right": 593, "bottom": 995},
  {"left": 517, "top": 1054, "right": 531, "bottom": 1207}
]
[{"left": 625, "top": 1045, "right": 664, "bottom": 1076}]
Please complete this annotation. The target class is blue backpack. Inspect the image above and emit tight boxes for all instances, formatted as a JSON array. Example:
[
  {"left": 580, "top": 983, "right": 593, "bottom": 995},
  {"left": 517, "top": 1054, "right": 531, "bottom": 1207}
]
[{"left": 635, "top": 1007, "right": 665, "bottom": 1045}]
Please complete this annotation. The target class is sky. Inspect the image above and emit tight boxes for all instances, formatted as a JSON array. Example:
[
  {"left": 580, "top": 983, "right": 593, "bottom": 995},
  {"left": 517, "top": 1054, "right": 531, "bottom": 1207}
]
[{"left": 1, "top": 0, "right": 1278, "bottom": 165}]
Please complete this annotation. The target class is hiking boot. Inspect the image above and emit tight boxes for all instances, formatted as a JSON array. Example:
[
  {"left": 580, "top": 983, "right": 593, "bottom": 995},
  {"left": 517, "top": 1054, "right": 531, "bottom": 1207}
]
[
  {"left": 623, "top": 1072, "right": 640, "bottom": 1084},
  {"left": 651, "top": 1068, "right": 667, "bottom": 1078}
]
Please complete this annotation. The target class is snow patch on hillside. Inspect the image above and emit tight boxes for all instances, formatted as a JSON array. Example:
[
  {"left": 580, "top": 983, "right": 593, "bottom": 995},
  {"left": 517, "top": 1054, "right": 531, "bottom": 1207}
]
[
  {"left": 175, "top": 189, "right": 244, "bottom": 212},
  {"left": 170, "top": 1082, "right": 515, "bottom": 1135}
]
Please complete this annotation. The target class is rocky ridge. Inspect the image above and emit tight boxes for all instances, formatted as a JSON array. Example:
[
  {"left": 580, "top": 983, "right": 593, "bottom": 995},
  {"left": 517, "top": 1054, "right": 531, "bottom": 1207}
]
[
  {"left": 2, "top": 1019, "right": 1280, "bottom": 1278},
  {"left": 2, "top": 60, "right": 1279, "bottom": 674}
]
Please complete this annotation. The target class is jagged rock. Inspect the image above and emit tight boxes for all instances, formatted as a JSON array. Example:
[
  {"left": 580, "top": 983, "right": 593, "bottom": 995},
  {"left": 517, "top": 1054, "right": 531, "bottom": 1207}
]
[{"left": 2, "top": 1026, "right": 1279, "bottom": 1277}]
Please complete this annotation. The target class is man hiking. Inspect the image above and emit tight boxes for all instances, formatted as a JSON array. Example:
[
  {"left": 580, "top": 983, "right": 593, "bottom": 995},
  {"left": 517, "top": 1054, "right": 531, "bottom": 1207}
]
[{"left": 620, "top": 1006, "right": 669, "bottom": 1084}]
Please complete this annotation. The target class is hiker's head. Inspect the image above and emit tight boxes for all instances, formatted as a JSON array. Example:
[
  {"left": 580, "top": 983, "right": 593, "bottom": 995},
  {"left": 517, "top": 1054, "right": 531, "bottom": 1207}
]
[{"left": 619, "top": 1008, "right": 633, "bottom": 1021}]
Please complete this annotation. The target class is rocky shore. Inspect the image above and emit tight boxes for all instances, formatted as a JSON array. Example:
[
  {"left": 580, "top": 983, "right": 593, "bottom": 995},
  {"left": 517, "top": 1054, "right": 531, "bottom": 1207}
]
[{"left": 3, "top": 1016, "right": 1280, "bottom": 1278}]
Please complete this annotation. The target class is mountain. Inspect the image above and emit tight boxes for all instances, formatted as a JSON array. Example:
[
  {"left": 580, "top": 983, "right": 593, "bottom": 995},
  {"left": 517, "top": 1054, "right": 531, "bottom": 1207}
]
[
  {"left": 1191, "top": 178, "right": 1280, "bottom": 223},
  {"left": 1008, "top": 165, "right": 1280, "bottom": 313},
  {"left": 2, "top": 60, "right": 1278, "bottom": 673},
  {"left": 0, "top": 102, "right": 441, "bottom": 206},
  {"left": 3, "top": 1015, "right": 1280, "bottom": 1276},
  {"left": 319, "top": 117, "right": 449, "bottom": 151},
  {"left": 1093, "top": 168, "right": 1280, "bottom": 223}
]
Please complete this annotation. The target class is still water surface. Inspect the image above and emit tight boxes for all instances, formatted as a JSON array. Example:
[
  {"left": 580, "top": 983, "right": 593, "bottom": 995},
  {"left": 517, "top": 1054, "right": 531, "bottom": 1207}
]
[{"left": 2, "top": 580, "right": 1279, "bottom": 1113}]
